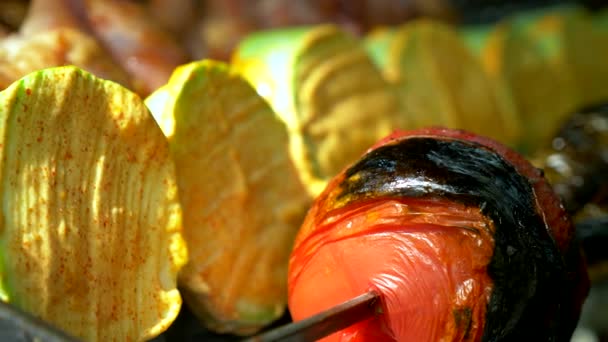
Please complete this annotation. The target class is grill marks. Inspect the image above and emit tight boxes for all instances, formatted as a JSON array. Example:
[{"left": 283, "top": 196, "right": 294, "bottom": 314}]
[{"left": 292, "top": 26, "right": 407, "bottom": 188}]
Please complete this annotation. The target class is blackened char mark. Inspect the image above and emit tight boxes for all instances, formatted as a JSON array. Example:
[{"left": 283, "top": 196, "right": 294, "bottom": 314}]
[{"left": 337, "top": 137, "right": 568, "bottom": 341}]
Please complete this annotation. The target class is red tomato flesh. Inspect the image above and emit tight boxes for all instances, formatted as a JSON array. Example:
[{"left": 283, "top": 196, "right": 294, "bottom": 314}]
[{"left": 289, "top": 198, "right": 495, "bottom": 341}]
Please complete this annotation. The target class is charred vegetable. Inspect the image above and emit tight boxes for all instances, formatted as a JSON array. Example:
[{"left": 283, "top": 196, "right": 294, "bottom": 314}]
[
  {"left": 0, "top": 66, "right": 187, "bottom": 341},
  {"left": 232, "top": 24, "right": 408, "bottom": 197},
  {"left": 146, "top": 60, "right": 310, "bottom": 335},
  {"left": 365, "top": 20, "right": 519, "bottom": 145},
  {"left": 288, "top": 128, "right": 589, "bottom": 341}
]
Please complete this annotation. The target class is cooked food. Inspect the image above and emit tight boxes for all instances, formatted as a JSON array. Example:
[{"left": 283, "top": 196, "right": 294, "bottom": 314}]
[
  {"left": 509, "top": 6, "right": 604, "bottom": 151},
  {"left": 365, "top": 19, "right": 520, "bottom": 146},
  {"left": 532, "top": 103, "right": 608, "bottom": 218},
  {"left": 0, "top": 28, "right": 132, "bottom": 91},
  {"left": 182, "top": 0, "right": 455, "bottom": 61},
  {"left": 288, "top": 128, "right": 589, "bottom": 341},
  {"left": 516, "top": 6, "right": 608, "bottom": 109},
  {"left": 0, "top": 0, "right": 131, "bottom": 91},
  {"left": 0, "top": 66, "right": 186, "bottom": 341},
  {"left": 0, "top": 2, "right": 604, "bottom": 340},
  {"left": 461, "top": 17, "right": 578, "bottom": 154},
  {"left": 233, "top": 25, "right": 409, "bottom": 196},
  {"left": 146, "top": 60, "right": 310, "bottom": 335},
  {"left": 85, "top": 0, "right": 188, "bottom": 96}
]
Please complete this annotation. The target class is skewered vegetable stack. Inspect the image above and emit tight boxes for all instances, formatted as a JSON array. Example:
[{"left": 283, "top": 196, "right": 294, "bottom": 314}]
[
  {"left": 0, "top": 2, "right": 606, "bottom": 341},
  {"left": 235, "top": 5, "right": 608, "bottom": 173}
]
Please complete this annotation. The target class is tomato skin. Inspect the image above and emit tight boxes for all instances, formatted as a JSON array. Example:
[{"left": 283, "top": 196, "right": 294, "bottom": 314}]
[
  {"left": 289, "top": 198, "right": 494, "bottom": 341},
  {"left": 288, "top": 128, "right": 589, "bottom": 341}
]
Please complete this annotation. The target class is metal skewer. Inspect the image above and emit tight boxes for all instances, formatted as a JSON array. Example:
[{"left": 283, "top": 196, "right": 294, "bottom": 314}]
[
  {"left": 243, "top": 291, "right": 381, "bottom": 342},
  {"left": 0, "top": 301, "right": 80, "bottom": 342}
]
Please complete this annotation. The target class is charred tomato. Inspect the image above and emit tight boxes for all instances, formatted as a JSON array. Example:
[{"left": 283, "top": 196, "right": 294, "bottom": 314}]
[{"left": 288, "top": 128, "right": 589, "bottom": 341}]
